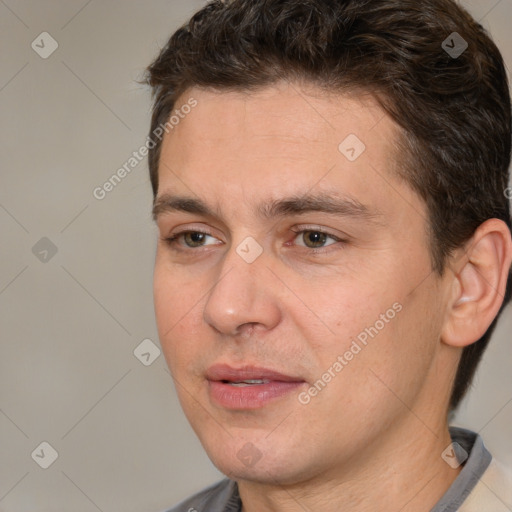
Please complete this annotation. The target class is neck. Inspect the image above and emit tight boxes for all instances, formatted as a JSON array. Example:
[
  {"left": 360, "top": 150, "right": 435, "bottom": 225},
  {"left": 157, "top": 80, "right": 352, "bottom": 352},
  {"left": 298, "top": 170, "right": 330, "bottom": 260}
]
[{"left": 238, "top": 418, "right": 461, "bottom": 512}]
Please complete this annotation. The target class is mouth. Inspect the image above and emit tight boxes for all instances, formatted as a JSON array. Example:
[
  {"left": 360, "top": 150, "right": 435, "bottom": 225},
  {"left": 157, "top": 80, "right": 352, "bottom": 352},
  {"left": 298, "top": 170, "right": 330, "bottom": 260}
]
[
  {"left": 222, "top": 379, "right": 271, "bottom": 387},
  {"left": 206, "top": 364, "right": 306, "bottom": 410}
]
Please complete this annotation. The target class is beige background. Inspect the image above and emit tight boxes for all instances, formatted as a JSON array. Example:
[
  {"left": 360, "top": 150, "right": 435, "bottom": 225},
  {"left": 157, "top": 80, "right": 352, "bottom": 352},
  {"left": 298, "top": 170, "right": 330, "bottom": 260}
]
[{"left": 0, "top": 1, "right": 511, "bottom": 511}]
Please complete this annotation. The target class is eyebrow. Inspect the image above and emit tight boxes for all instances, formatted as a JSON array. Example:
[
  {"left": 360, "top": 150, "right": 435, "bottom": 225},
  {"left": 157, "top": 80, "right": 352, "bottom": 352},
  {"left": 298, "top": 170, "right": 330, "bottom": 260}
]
[{"left": 152, "top": 192, "right": 382, "bottom": 223}]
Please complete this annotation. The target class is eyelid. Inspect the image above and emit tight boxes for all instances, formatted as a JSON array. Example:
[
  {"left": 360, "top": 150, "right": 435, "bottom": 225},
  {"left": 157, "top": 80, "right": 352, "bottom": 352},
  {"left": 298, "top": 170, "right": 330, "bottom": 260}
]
[
  {"left": 287, "top": 225, "right": 349, "bottom": 254},
  {"left": 163, "top": 226, "right": 224, "bottom": 250},
  {"left": 290, "top": 224, "right": 347, "bottom": 240},
  {"left": 167, "top": 223, "right": 223, "bottom": 240},
  {"left": 162, "top": 224, "right": 348, "bottom": 252}
]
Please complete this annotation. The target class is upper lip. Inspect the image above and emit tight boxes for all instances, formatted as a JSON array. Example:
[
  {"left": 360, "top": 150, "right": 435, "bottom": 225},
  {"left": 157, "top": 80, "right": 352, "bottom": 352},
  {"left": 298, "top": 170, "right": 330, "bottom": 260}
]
[{"left": 206, "top": 364, "right": 305, "bottom": 383}]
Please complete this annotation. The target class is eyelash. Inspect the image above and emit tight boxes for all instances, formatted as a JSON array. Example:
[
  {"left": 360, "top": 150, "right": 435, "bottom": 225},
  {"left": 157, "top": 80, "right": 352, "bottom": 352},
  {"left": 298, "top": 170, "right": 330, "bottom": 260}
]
[
  {"left": 162, "top": 227, "right": 346, "bottom": 254},
  {"left": 163, "top": 229, "right": 215, "bottom": 249}
]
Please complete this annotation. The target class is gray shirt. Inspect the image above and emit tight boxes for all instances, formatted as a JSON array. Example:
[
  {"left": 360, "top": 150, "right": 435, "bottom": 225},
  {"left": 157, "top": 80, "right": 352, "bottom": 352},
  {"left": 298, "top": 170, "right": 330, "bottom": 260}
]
[{"left": 162, "top": 427, "right": 493, "bottom": 512}]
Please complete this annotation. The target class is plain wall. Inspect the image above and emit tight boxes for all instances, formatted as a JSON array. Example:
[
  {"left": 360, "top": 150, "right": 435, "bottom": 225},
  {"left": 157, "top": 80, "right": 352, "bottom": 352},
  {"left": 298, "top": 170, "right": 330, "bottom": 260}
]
[{"left": 0, "top": 1, "right": 510, "bottom": 510}]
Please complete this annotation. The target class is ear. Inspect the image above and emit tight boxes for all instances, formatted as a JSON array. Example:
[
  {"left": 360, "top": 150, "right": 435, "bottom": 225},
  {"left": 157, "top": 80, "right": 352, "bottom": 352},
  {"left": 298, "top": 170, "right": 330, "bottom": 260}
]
[{"left": 441, "top": 219, "right": 512, "bottom": 348}]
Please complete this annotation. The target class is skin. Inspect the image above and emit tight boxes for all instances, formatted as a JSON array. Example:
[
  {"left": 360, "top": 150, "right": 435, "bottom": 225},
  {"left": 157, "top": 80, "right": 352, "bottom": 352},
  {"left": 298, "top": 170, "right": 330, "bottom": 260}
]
[{"left": 152, "top": 81, "right": 512, "bottom": 511}]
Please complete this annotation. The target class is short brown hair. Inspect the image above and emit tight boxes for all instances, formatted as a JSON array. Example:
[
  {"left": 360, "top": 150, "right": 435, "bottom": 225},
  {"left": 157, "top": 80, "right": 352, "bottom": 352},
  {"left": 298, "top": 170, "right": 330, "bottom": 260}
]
[{"left": 145, "top": 0, "right": 512, "bottom": 410}]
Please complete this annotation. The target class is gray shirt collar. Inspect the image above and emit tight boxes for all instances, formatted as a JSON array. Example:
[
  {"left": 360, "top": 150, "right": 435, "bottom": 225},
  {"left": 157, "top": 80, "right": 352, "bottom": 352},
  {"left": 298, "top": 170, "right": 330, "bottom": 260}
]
[{"left": 431, "top": 426, "right": 492, "bottom": 512}]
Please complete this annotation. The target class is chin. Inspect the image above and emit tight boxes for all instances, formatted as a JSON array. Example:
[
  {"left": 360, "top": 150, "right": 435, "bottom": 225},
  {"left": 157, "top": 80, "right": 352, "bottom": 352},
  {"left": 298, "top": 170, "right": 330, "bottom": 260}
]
[
  {"left": 214, "top": 456, "right": 296, "bottom": 484},
  {"left": 202, "top": 436, "right": 316, "bottom": 486}
]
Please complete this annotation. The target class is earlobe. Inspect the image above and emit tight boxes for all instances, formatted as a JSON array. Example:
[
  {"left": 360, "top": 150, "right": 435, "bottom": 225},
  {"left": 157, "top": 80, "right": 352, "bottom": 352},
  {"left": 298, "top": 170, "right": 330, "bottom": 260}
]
[{"left": 441, "top": 219, "right": 512, "bottom": 348}]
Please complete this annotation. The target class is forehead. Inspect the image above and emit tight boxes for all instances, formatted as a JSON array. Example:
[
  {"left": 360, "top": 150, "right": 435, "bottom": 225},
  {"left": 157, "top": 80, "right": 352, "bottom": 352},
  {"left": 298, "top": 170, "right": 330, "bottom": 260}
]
[
  {"left": 164, "top": 83, "right": 389, "bottom": 159},
  {"left": 155, "top": 82, "right": 421, "bottom": 226}
]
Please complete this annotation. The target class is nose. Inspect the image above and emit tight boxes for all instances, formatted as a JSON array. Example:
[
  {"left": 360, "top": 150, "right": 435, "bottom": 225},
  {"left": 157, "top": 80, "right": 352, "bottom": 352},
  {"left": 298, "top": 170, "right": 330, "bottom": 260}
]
[{"left": 203, "top": 244, "right": 282, "bottom": 337}]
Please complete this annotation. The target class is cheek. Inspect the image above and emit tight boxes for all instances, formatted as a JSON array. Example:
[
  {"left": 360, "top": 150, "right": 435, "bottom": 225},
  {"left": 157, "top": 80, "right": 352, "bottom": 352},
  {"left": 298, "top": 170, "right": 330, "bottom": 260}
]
[
  {"left": 297, "top": 251, "right": 404, "bottom": 332},
  {"left": 292, "top": 270, "right": 437, "bottom": 405},
  {"left": 153, "top": 260, "right": 206, "bottom": 370},
  {"left": 296, "top": 305, "right": 432, "bottom": 446},
  {"left": 351, "top": 282, "right": 442, "bottom": 408},
  {"left": 289, "top": 273, "right": 397, "bottom": 354},
  {"left": 154, "top": 256, "right": 203, "bottom": 328}
]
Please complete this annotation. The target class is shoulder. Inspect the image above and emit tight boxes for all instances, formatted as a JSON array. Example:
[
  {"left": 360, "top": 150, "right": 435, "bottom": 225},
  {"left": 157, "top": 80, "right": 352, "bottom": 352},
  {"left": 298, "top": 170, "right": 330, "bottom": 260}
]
[
  {"left": 459, "top": 457, "right": 512, "bottom": 512},
  {"left": 159, "top": 479, "right": 239, "bottom": 512},
  {"left": 434, "top": 427, "right": 512, "bottom": 511}
]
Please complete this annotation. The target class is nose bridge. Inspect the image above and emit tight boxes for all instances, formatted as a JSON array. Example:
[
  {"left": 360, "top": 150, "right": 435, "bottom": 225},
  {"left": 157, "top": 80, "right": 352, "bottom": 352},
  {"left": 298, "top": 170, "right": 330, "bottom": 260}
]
[{"left": 203, "top": 241, "right": 280, "bottom": 335}]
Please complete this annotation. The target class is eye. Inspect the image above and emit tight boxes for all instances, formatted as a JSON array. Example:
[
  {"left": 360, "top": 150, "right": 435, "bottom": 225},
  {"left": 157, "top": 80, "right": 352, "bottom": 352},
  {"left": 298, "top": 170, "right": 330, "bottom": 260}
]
[
  {"left": 293, "top": 229, "right": 340, "bottom": 249},
  {"left": 164, "top": 231, "right": 221, "bottom": 249}
]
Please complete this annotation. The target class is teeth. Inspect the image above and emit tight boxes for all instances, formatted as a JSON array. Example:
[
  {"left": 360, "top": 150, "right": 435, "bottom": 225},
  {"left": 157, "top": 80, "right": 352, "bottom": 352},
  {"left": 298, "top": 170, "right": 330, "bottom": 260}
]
[{"left": 229, "top": 379, "right": 269, "bottom": 386}]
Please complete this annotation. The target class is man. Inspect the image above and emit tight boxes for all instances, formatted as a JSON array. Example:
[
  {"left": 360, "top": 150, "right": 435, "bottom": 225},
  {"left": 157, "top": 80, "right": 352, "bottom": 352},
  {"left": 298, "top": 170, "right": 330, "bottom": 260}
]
[{"left": 146, "top": 0, "right": 512, "bottom": 510}]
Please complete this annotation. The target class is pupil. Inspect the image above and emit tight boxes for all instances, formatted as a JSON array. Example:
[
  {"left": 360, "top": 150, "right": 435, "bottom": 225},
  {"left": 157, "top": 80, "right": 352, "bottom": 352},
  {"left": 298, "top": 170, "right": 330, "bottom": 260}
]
[
  {"left": 186, "top": 232, "right": 205, "bottom": 246},
  {"left": 305, "top": 231, "right": 326, "bottom": 247}
]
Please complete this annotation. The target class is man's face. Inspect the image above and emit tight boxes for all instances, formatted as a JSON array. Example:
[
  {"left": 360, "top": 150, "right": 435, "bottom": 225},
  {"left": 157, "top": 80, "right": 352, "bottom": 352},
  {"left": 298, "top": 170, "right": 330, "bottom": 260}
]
[{"left": 153, "top": 82, "right": 451, "bottom": 484}]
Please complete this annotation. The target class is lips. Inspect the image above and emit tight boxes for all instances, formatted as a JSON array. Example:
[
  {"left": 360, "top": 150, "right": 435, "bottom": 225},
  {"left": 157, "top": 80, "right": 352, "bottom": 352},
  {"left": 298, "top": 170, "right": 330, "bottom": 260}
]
[
  {"left": 206, "top": 364, "right": 303, "bottom": 383},
  {"left": 206, "top": 364, "right": 306, "bottom": 409}
]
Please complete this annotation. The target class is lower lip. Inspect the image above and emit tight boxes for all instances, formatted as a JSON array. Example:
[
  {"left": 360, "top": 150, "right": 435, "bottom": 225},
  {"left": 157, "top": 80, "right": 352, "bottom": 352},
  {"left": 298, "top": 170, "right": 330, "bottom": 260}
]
[{"left": 208, "top": 380, "right": 304, "bottom": 409}]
